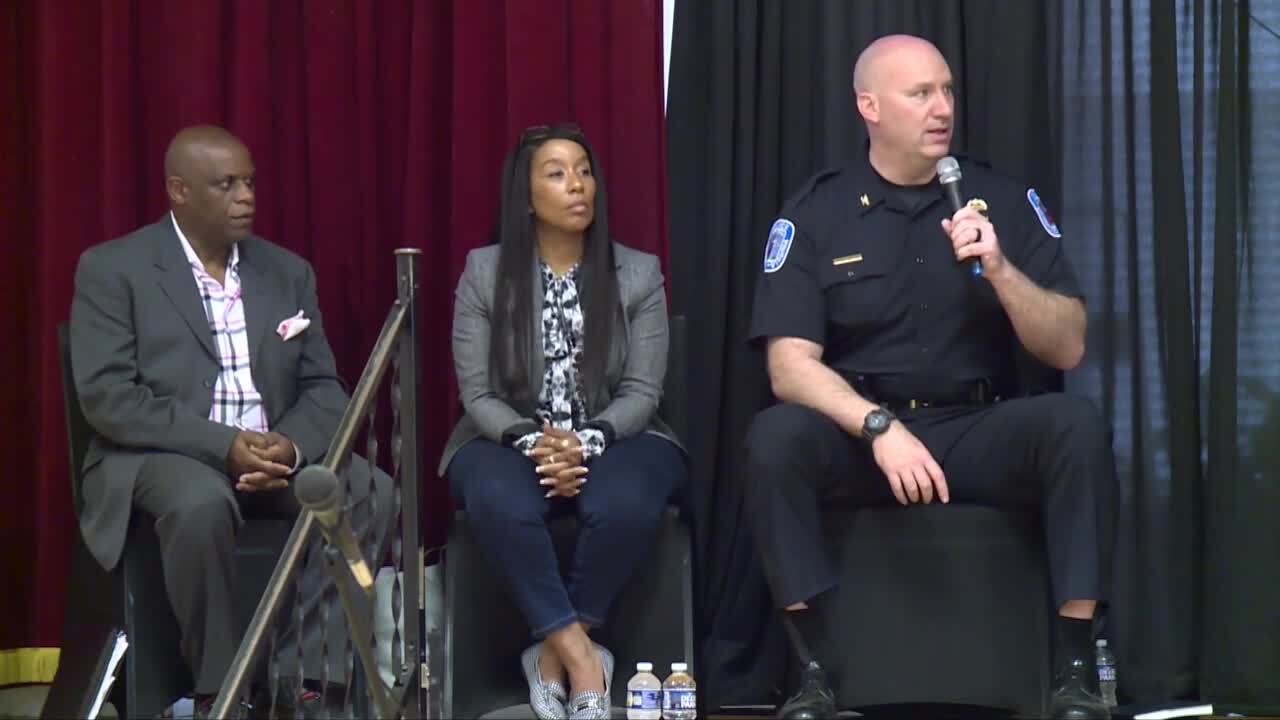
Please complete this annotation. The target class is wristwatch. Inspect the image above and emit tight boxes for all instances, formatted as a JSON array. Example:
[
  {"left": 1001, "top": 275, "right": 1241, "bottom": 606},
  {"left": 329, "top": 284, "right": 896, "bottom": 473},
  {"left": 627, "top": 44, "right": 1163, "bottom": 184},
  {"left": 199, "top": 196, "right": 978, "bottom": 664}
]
[{"left": 861, "top": 407, "right": 896, "bottom": 443}]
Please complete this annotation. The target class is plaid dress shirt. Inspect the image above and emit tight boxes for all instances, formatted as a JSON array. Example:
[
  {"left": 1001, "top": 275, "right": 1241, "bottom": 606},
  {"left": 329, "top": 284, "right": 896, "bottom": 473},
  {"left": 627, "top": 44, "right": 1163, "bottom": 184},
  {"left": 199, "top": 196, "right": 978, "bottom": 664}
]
[{"left": 171, "top": 213, "right": 269, "bottom": 433}]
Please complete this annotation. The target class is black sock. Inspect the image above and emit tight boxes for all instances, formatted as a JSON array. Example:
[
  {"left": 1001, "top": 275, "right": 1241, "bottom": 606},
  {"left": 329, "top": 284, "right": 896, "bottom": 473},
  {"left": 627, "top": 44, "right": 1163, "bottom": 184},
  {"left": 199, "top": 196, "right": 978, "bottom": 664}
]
[
  {"left": 1055, "top": 616, "right": 1094, "bottom": 666},
  {"left": 781, "top": 594, "right": 828, "bottom": 666}
]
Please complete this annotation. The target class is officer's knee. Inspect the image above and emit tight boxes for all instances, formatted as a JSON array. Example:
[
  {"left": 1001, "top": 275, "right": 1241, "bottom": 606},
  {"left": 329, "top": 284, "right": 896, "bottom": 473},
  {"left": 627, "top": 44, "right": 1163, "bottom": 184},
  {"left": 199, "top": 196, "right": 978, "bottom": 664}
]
[
  {"left": 744, "top": 403, "right": 833, "bottom": 476},
  {"left": 1036, "top": 393, "right": 1110, "bottom": 448},
  {"left": 747, "top": 403, "right": 809, "bottom": 457}
]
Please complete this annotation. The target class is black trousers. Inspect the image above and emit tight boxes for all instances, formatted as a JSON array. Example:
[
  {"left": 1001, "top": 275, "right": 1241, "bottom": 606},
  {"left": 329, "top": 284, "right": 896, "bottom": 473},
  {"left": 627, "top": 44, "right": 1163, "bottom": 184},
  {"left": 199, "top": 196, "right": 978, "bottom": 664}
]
[
  {"left": 132, "top": 452, "right": 392, "bottom": 694},
  {"left": 743, "top": 393, "right": 1117, "bottom": 611}
]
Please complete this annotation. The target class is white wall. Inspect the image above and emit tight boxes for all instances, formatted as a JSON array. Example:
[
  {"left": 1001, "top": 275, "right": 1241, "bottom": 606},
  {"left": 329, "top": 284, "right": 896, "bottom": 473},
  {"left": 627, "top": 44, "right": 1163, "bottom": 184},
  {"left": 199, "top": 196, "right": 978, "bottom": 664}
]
[{"left": 663, "top": 0, "right": 674, "bottom": 113}]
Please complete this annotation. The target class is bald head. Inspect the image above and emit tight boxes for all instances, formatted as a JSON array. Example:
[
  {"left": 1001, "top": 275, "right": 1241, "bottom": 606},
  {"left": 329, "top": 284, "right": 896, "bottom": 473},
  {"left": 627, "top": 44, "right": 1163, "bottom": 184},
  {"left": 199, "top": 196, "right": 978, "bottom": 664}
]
[
  {"left": 164, "top": 125, "right": 257, "bottom": 248},
  {"left": 164, "top": 125, "right": 247, "bottom": 181},
  {"left": 853, "top": 34, "right": 947, "bottom": 94}
]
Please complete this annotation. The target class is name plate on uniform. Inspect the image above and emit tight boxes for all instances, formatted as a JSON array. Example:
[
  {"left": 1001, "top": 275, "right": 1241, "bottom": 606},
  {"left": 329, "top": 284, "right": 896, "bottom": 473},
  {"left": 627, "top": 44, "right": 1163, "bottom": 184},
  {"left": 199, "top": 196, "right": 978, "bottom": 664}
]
[{"left": 832, "top": 254, "right": 863, "bottom": 266}]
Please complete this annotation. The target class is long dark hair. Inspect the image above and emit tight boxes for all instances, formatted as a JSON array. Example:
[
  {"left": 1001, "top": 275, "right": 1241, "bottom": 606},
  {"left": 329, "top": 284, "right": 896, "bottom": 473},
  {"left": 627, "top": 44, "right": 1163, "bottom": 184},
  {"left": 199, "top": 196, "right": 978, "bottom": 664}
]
[{"left": 489, "top": 124, "right": 619, "bottom": 406}]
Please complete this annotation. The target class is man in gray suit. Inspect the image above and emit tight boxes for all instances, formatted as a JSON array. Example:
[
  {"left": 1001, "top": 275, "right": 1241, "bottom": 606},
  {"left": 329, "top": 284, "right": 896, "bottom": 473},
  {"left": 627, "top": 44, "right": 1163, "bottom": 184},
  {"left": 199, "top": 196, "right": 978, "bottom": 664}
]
[{"left": 70, "top": 125, "right": 389, "bottom": 715}]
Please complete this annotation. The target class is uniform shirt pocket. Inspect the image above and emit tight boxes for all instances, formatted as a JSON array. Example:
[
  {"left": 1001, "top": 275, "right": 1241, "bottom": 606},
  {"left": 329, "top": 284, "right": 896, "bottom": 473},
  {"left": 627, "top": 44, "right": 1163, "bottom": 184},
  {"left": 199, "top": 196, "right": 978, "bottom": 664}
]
[{"left": 819, "top": 250, "right": 903, "bottom": 337}]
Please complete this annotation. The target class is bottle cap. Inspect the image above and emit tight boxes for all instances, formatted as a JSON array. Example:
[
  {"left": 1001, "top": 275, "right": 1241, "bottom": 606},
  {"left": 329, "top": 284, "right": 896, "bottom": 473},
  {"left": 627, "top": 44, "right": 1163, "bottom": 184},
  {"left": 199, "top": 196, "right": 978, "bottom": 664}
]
[
  {"left": 637, "top": 662, "right": 653, "bottom": 672},
  {"left": 671, "top": 662, "right": 688, "bottom": 672},
  {"left": 1096, "top": 639, "right": 1108, "bottom": 647}
]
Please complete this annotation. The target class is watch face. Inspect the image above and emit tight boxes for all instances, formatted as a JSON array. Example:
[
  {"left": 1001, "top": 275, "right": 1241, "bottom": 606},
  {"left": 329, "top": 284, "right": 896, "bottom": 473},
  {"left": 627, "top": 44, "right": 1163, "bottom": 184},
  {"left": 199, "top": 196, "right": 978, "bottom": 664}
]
[{"left": 866, "top": 411, "right": 889, "bottom": 433}]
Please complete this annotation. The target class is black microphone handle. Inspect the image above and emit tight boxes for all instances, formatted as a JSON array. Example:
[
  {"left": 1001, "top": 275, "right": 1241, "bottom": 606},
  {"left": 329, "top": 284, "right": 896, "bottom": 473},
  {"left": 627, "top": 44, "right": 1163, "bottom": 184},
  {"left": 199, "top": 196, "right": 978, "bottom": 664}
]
[
  {"left": 943, "top": 181, "right": 964, "bottom": 212},
  {"left": 941, "top": 181, "right": 982, "bottom": 276}
]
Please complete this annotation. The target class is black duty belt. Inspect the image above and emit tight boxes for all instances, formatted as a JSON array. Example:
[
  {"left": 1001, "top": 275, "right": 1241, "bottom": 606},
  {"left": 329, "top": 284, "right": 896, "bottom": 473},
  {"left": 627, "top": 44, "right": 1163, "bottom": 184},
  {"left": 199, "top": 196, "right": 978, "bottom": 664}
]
[{"left": 849, "top": 374, "right": 1002, "bottom": 413}]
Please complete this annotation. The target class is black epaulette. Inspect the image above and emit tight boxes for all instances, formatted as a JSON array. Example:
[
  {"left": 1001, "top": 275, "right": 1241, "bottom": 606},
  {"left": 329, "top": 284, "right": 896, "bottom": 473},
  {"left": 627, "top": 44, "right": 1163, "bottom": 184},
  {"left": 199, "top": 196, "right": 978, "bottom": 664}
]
[{"left": 778, "top": 167, "right": 843, "bottom": 215}]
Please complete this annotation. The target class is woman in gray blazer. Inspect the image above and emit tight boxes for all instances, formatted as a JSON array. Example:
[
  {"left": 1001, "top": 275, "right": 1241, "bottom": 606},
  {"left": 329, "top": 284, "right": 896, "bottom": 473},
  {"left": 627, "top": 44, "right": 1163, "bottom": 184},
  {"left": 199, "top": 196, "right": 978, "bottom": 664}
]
[{"left": 441, "top": 124, "right": 687, "bottom": 720}]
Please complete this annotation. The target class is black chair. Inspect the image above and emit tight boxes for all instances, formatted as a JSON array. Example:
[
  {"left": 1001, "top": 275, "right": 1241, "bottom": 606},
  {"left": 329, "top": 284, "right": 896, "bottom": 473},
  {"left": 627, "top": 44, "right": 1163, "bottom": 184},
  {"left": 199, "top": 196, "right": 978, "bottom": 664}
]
[
  {"left": 813, "top": 504, "right": 1051, "bottom": 718},
  {"left": 443, "top": 315, "right": 694, "bottom": 719},
  {"left": 807, "top": 357, "right": 1063, "bottom": 718},
  {"left": 42, "top": 323, "right": 292, "bottom": 719}
]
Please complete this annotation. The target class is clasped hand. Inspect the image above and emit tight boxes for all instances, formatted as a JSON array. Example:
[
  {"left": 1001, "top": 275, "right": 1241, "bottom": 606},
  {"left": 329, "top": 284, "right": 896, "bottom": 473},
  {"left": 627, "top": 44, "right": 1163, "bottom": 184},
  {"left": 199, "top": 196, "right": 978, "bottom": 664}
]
[
  {"left": 226, "top": 430, "right": 296, "bottom": 492},
  {"left": 525, "top": 423, "right": 589, "bottom": 498}
]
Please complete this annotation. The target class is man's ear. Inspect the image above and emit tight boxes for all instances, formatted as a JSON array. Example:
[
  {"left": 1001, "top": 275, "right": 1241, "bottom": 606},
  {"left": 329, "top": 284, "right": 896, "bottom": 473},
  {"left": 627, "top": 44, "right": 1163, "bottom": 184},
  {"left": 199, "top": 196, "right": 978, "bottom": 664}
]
[
  {"left": 856, "top": 91, "right": 879, "bottom": 125},
  {"left": 165, "top": 176, "right": 186, "bottom": 207}
]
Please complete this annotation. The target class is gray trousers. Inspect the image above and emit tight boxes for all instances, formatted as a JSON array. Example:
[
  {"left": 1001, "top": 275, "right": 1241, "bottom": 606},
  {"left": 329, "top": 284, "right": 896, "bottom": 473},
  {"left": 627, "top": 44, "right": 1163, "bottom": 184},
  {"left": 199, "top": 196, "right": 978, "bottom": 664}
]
[{"left": 133, "top": 452, "right": 393, "bottom": 695}]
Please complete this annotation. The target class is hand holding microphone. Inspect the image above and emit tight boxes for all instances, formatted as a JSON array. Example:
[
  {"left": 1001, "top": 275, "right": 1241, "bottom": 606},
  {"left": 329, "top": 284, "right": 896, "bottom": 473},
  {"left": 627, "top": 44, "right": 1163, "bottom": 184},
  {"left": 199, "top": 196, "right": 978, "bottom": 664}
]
[
  {"left": 294, "top": 465, "right": 375, "bottom": 594},
  {"left": 937, "top": 156, "right": 1006, "bottom": 279}
]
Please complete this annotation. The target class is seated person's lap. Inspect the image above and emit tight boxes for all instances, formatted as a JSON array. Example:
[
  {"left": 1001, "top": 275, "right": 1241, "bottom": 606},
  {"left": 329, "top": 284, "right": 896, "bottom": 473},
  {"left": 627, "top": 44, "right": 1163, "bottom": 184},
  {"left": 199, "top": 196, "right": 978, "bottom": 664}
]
[
  {"left": 449, "top": 433, "right": 685, "bottom": 521},
  {"left": 133, "top": 453, "right": 278, "bottom": 534},
  {"left": 749, "top": 392, "right": 1101, "bottom": 507}
]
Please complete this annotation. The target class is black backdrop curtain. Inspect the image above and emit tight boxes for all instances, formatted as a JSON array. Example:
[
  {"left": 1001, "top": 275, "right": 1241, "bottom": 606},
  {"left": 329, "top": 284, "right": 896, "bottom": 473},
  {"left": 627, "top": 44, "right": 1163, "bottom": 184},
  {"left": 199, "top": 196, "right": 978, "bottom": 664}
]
[
  {"left": 667, "top": 0, "right": 1279, "bottom": 711},
  {"left": 1061, "top": 0, "right": 1279, "bottom": 708}
]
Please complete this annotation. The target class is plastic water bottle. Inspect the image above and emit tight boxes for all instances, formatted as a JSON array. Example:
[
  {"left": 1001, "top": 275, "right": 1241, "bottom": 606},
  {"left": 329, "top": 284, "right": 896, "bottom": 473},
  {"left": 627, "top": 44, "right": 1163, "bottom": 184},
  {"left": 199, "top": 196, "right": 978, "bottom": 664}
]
[
  {"left": 627, "top": 662, "right": 662, "bottom": 720},
  {"left": 662, "top": 662, "right": 697, "bottom": 719},
  {"left": 1095, "top": 639, "right": 1118, "bottom": 708}
]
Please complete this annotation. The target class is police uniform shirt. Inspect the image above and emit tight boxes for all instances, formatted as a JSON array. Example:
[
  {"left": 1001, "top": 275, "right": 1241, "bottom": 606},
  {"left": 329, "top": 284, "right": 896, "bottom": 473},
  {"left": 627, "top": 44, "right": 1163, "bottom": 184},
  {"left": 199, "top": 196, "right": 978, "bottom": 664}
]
[{"left": 748, "top": 152, "right": 1084, "bottom": 396}]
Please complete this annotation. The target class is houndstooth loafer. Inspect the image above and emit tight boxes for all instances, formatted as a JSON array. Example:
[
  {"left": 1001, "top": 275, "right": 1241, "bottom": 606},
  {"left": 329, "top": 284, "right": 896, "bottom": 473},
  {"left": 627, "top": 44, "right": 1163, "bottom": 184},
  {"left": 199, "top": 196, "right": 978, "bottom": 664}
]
[
  {"left": 568, "top": 689, "right": 610, "bottom": 720},
  {"left": 521, "top": 643, "right": 568, "bottom": 720},
  {"left": 567, "top": 643, "right": 614, "bottom": 720}
]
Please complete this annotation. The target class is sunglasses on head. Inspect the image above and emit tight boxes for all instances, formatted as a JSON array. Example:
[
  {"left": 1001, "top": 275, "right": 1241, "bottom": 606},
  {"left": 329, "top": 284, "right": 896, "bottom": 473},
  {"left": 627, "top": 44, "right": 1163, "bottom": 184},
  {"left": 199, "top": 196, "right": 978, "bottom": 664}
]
[{"left": 519, "top": 122, "right": 584, "bottom": 147}]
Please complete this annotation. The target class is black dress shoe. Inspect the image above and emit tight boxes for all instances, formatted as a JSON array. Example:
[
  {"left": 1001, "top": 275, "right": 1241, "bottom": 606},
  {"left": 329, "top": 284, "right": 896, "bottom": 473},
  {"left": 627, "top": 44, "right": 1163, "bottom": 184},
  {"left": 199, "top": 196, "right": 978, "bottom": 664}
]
[
  {"left": 778, "top": 660, "right": 838, "bottom": 720},
  {"left": 1049, "top": 657, "right": 1111, "bottom": 719}
]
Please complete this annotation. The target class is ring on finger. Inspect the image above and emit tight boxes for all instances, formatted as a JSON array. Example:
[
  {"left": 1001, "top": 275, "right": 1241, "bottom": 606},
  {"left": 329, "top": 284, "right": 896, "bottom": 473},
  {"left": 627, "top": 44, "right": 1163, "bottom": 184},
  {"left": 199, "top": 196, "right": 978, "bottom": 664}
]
[{"left": 972, "top": 227, "right": 983, "bottom": 244}]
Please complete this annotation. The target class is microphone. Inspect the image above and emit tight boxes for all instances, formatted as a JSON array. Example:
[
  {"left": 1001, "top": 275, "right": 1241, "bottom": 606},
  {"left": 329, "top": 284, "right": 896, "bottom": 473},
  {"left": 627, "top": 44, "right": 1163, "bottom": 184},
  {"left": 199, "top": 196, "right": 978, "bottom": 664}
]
[
  {"left": 937, "top": 156, "right": 982, "bottom": 277},
  {"left": 294, "top": 465, "right": 375, "bottom": 593}
]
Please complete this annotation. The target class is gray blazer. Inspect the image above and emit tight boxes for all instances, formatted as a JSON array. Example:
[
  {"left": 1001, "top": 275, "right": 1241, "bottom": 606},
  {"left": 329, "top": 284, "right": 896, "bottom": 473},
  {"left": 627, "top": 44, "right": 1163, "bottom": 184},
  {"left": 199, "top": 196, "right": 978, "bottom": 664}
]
[
  {"left": 69, "top": 217, "right": 349, "bottom": 570},
  {"left": 438, "top": 242, "right": 679, "bottom": 475}
]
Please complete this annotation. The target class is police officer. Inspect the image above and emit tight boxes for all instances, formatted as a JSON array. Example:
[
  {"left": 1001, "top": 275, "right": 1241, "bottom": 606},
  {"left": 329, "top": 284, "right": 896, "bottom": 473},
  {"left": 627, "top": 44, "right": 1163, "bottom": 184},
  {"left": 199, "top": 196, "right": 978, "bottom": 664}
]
[{"left": 744, "top": 35, "right": 1116, "bottom": 720}]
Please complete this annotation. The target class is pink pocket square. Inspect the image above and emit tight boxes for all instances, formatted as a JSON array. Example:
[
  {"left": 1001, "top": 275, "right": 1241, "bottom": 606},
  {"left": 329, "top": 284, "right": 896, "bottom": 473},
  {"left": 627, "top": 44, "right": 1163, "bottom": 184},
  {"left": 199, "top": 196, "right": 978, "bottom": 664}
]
[{"left": 276, "top": 311, "right": 311, "bottom": 341}]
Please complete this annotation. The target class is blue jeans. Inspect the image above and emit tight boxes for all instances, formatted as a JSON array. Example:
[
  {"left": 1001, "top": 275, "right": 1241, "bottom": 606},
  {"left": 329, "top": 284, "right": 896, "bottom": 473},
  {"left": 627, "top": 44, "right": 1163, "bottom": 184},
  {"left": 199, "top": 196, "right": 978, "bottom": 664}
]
[{"left": 448, "top": 432, "right": 686, "bottom": 637}]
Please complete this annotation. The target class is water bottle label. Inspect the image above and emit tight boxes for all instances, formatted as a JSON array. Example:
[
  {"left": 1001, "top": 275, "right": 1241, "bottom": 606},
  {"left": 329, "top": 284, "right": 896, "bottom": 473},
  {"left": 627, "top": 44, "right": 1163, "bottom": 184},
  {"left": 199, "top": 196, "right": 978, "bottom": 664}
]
[
  {"left": 628, "top": 689, "right": 660, "bottom": 709},
  {"left": 663, "top": 689, "right": 696, "bottom": 710},
  {"left": 1099, "top": 665, "right": 1116, "bottom": 682}
]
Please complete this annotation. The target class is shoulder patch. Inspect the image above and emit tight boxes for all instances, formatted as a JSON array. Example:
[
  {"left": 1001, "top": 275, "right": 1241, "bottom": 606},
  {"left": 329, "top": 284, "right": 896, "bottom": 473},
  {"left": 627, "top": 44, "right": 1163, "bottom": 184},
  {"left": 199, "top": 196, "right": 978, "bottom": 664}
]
[
  {"left": 1026, "top": 188, "right": 1062, "bottom": 238},
  {"left": 763, "top": 219, "right": 796, "bottom": 273}
]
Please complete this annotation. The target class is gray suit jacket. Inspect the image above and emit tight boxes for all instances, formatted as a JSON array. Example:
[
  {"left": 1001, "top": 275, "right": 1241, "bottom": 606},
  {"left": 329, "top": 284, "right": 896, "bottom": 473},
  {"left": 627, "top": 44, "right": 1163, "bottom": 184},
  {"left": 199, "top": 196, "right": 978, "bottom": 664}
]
[
  {"left": 438, "top": 242, "right": 679, "bottom": 475},
  {"left": 69, "top": 217, "right": 349, "bottom": 570}
]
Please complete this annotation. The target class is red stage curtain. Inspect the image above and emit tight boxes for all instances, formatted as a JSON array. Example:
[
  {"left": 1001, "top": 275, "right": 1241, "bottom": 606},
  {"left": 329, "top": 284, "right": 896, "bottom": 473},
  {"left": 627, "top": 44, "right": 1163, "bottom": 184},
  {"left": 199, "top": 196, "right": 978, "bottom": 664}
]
[{"left": 0, "top": 0, "right": 667, "bottom": 654}]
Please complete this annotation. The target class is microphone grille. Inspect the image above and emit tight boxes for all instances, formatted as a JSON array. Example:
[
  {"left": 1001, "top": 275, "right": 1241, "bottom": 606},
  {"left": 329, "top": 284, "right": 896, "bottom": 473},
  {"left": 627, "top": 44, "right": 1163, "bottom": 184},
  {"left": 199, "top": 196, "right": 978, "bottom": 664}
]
[
  {"left": 936, "top": 156, "right": 962, "bottom": 184},
  {"left": 294, "top": 465, "right": 341, "bottom": 509}
]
